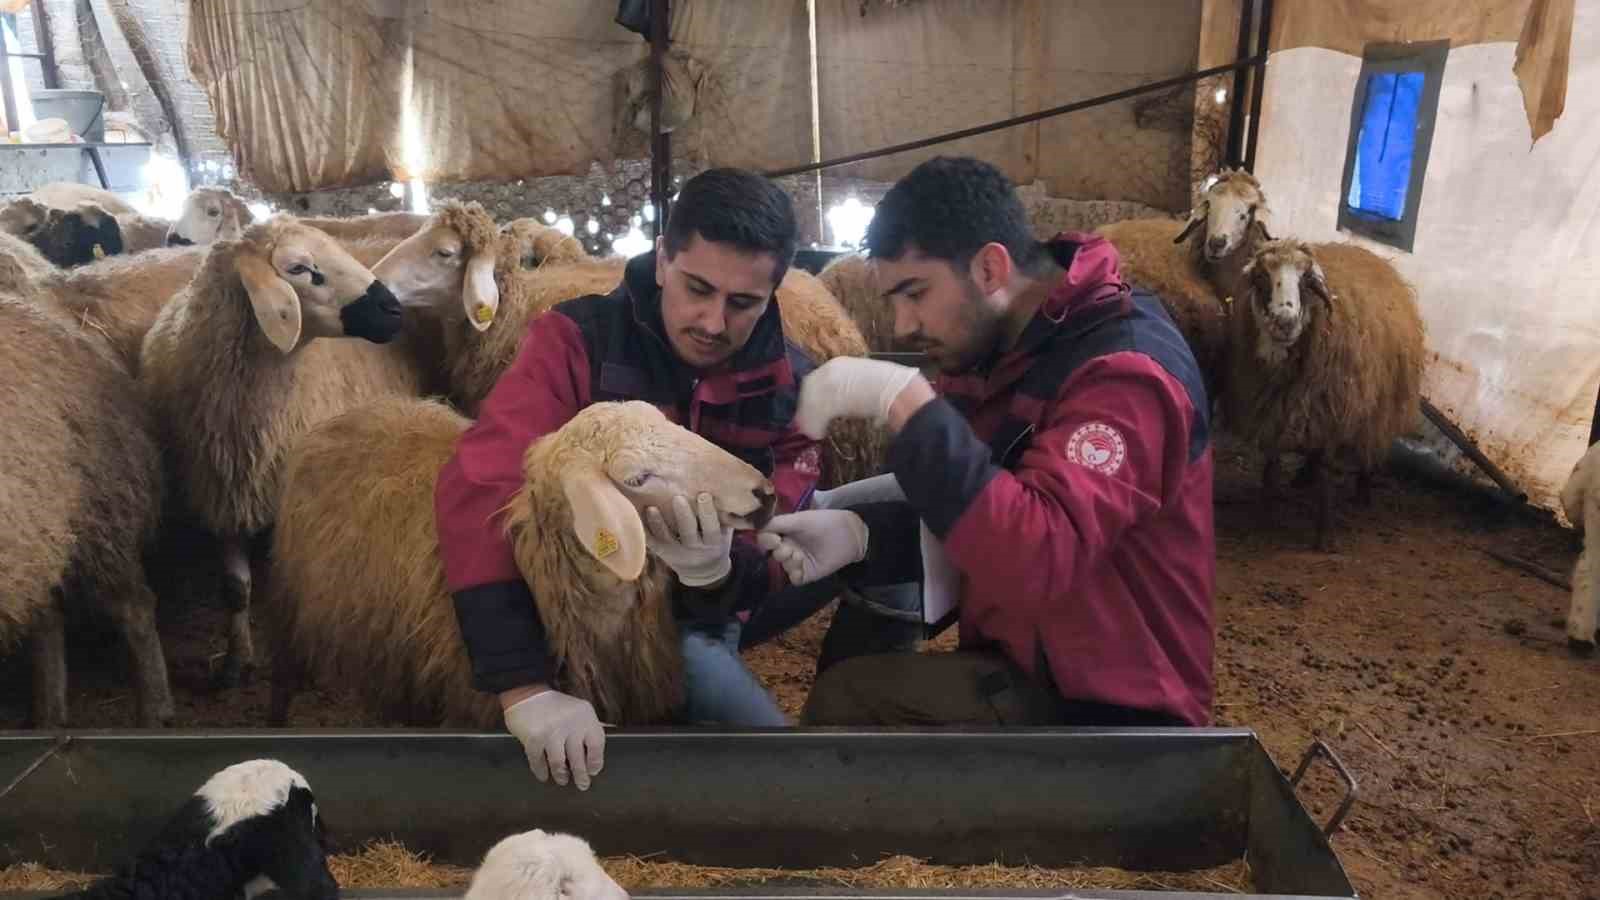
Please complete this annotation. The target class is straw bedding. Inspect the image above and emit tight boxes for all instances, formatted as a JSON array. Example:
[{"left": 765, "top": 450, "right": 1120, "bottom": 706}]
[{"left": 1, "top": 840, "right": 1253, "bottom": 894}]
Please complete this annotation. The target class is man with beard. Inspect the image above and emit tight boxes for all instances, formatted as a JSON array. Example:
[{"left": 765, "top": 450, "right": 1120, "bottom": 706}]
[
  {"left": 755, "top": 156, "right": 1217, "bottom": 728},
  {"left": 434, "top": 168, "right": 919, "bottom": 790}
]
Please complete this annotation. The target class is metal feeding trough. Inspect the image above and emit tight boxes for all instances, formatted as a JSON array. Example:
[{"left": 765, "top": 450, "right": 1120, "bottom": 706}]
[{"left": 0, "top": 727, "right": 1357, "bottom": 899}]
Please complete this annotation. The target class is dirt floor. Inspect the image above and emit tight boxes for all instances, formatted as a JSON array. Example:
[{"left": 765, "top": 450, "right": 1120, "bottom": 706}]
[{"left": 2, "top": 435, "right": 1598, "bottom": 899}]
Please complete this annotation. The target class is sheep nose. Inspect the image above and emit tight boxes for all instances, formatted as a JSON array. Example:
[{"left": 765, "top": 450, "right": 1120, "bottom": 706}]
[
  {"left": 1207, "top": 235, "right": 1227, "bottom": 252},
  {"left": 751, "top": 484, "right": 777, "bottom": 529}
]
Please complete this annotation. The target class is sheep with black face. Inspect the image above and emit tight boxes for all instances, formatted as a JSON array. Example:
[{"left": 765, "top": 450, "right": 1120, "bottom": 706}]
[{"left": 50, "top": 759, "right": 337, "bottom": 900}]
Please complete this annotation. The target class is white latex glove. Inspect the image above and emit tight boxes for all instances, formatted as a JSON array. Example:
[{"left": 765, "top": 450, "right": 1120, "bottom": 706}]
[
  {"left": 755, "top": 509, "right": 869, "bottom": 586},
  {"left": 644, "top": 493, "right": 735, "bottom": 587},
  {"left": 793, "top": 357, "right": 923, "bottom": 440},
  {"left": 810, "top": 473, "right": 906, "bottom": 511},
  {"left": 503, "top": 690, "right": 605, "bottom": 790}
]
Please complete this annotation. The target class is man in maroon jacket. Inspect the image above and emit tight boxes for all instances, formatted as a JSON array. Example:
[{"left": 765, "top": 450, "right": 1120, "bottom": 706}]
[
  {"left": 433, "top": 168, "right": 917, "bottom": 790},
  {"left": 757, "top": 156, "right": 1217, "bottom": 727}
]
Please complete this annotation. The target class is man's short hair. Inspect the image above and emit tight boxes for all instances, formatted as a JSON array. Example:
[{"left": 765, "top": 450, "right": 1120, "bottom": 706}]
[
  {"left": 864, "top": 156, "right": 1040, "bottom": 273},
  {"left": 662, "top": 168, "right": 799, "bottom": 286}
]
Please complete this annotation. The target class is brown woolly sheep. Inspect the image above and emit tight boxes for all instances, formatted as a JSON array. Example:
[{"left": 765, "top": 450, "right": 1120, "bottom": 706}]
[
  {"left": 816, "top": 252, "right": 898, "bottom": 354},
  {"left": 1559, "top": 445, "right": 1600, "bottom": 654},
  {"left": 138, "top": 216, "right": 422, "bottom": 686},
  {"left": 0, "top": 293, "right": 174, "bottom": 727},
  {"left": 500, "top": 217, "right": 588, "bottom": 268},
  {"left": 0, "top": 230, "right": 57, "bottom": 287},
  {"left": 264, "top": 397, "right": 777, "bottom": 728},
  {"left": 166, "top": 186, "right": 257, "bottom": 247},
  {"left": 374, "top": 205, "right": 886, "bottom": 486},
  {"left": 1224, "top": 238, "right": 1425, "bottom": 550},
  {"left": 25, "top": 245, "right": 208, "bottom": 372},
  {"left": 299, "top": 210, "right": 431, "bottom": 242}
]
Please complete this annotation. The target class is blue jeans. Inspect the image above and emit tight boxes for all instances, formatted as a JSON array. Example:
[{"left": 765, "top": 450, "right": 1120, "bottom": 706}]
[{"left": 676, "top": 578, "right": 923, "bottom": 727}]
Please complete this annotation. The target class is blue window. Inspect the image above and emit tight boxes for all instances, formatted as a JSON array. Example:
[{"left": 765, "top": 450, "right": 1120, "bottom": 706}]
[{"left": 1337, "top": 41, "right": 1448, "bottom": 252}]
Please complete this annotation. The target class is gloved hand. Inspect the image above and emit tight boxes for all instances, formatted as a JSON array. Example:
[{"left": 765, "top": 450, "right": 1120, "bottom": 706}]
[
  {"left": 644, "top": 493, "right": 735, "bottom": 587},
  {"left": 503, "top": 689, "right": 606, "bottom": 790},
  {"left": 793, "top": 357, "right": 925, "bottom": 440},
  {"left": 755, "top": 509, "right": 869, "bottom": 586}
]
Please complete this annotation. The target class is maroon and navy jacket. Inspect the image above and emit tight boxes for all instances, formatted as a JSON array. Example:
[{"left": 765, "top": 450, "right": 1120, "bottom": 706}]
[
  {"left": 862, "top": 232, "right": 1216, "bottom": 726},
  {"left": 433, "top": 250, "right": 823, "bottom": 694}
]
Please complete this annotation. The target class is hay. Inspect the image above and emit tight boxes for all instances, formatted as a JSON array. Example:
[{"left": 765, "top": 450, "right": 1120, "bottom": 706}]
[{"left": 0, "top": 842, "right": 1254, "bottom": 894}]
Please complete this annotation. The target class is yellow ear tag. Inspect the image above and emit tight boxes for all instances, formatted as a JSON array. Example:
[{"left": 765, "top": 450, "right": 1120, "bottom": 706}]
[
  {"left": 594, "top": 527, "right": 619, "bottom": 559},
  {"left": 92, "top": 243, "right": 106, "bottom": 260},
  {"left": 473, "top": 303, "right": 495, "bottom": 325}
]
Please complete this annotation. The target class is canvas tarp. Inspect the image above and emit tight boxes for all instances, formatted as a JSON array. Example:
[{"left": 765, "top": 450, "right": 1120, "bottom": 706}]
[{"left": 188, "top": 0, "right": 1209, "bottom": 209}]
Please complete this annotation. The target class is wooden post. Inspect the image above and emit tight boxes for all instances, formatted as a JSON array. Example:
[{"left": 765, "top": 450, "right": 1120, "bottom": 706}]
[
  {"left": 31, "top": 0, "right": 60, "bottom": 89},
  {"left": 648, "top": 0, "right": 671, "bottom": 238}
]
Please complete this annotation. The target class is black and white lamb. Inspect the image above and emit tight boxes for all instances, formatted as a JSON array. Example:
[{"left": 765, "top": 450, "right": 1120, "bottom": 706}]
[{"left": 50, "top": 759, "right": 338, "bottom": 900}]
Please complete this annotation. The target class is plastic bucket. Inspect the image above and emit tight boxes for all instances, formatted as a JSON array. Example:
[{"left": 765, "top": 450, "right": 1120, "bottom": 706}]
[{"left": 29, "top": 89, "right": 106, "bottom": 142}]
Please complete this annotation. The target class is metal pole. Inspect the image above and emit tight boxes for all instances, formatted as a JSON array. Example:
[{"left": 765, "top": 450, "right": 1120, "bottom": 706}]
[
  {"left": 1242, "top": 0, "right": 1274, "bottom": 172},
  {"left": 766, "top": 51, "right": 1267, "bottom": 180},
  {"left": 1224, "top": 0, "right": 1256, "bottom": 168},
  {"left": 648, "top": 0, "right": 671, "bottom": 239},
  {"left": 0, "top": 16, "right": 20, "bottom": 138},
  {"left": 31, "top": 0, "right": 61, "bottom": 90}
]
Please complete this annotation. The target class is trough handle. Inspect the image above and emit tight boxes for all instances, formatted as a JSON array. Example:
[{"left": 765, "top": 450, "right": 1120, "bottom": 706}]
[{"left": 1289, "top": 739, "right": 1358, "bottom": 837}]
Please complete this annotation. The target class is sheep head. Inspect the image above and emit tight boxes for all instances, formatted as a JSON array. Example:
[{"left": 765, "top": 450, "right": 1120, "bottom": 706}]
[
  {"left": 35, "top": 201, "right": 124, "bottom": 267},
  {"left": 1175, "top": 167, "right": 1270, "bottom": 262},
  {"left": 187, "top": 759, "right": 338, "bottom": 900},
  {"left": 500, "top": 217, "right": 589, "bottom": 271},
  {"left": 1240, "top": 239, "right": 1332, "bottom": 356},
  {"left": 233, "top": 218, "right": 403, "bottom": 353},
  {"left": 169, "top": 186, "right": 255, "bottom": 246},
  {"left": 464, "top": 829, "right": 629, "bottom": 900},
  {"left": 516, "top": 400, "right": 777, "bottom": 582},
  {"left": 372, "top": 199, "right": 502, "bottom": 332}
]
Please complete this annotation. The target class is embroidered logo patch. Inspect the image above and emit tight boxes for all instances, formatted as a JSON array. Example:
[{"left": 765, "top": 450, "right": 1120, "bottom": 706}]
[
  {"left": 794, "top": 445, "right": 822, "bottom": 478},
  {"left": 1065, "top": 422, "right": 1127, "bottom": 475}
]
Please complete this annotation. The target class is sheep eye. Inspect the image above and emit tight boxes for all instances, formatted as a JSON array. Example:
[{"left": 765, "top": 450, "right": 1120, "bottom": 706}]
[
  {"left": 435, "top": 249, "right": 456, "bottom": 259},
  {"left": 287, "top": 264, "right": 313, "bottom": 277},
  {"left": 623, "top": 473, "right": 653, "bottom": 488},
  {"left": 207, "top": 209, "right": 221, "bottom": 218}
]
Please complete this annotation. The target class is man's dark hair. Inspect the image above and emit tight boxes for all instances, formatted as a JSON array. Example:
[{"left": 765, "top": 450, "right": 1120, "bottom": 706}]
[
  {"left": 662, "top": 168, "right": 799, "bottom": 285},
  {"left": 864, "top": 156, "right": 1041, "bottom": 274}
]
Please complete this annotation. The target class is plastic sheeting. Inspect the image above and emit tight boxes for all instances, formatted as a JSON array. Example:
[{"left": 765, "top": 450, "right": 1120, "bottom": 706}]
[
  {"left": 1252, "top": 5, "right": 1600, "bottom": 517},
  {"left": 187, "top": 0, "right": 1207, "bottom": 209}
]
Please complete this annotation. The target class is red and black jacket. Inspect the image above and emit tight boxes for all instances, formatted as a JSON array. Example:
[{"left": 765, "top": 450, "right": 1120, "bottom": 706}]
[{"left": 433, "top": 251, "right": 823, "bottom": 694}]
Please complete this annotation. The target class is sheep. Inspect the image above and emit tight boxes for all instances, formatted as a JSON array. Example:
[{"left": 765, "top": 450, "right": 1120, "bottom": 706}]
[
  {"left": 0, "top": 229, "right": 56, "bottom": 287},
  {"left": 0, "top": 292, "right": 174, "bottom": 727},
  {"left": 264, "top": 397, "right": 777, "bottom": 729},
  {"left": 373, "top": 203, "right": 886, "bottom": 484},
  {"left": 1559, "top": 444, "right": 1600, "bottom": 655},
  {"left": 28, "top": 201, "right": 126, "bottom": 267},
  {"left": 815, "top": 252, "right": 898, "bottom": 354},
  {"left": 299, "top": 209, "right": 430, "bottom": 242},
  {"left": 500, "top": 217, "right": 589, "bottom": 268},
  {"left": 138, "top": 215, "right": 418, "bottom": 686},
  {"left": 1222, "top": 238, "right": 1425, "bottom": 550},
  {"left": 50, "top": 759, "right": 337, "bottom": 900},
  {"left": 166, "top": 185, "right": 257, "bottom": 247},
  {"left": 464, "top": 830, "right": 628, "bottom": 900}
]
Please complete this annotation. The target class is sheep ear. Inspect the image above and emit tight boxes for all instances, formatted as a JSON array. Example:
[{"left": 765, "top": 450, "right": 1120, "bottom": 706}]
[
  {"left": 560, "top": 462, "right": 646, "bottom": 581},
  {"left": 237, "top": 250, "right": 302, "bottom": 353},
  {"left": 1174, "top": 203, "right": 1206, "bottom": 244},
  {"left": 463, "top": 250, "right": 499, "bottom": 332},
  {"left": 1307, "top": 260, "right": 1333, "bottom": 305}
]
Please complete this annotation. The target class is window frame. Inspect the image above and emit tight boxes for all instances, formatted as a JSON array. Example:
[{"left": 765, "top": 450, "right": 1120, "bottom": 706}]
[{"left": 1336, "top": 39, "right": 1450, "bottom": 252}]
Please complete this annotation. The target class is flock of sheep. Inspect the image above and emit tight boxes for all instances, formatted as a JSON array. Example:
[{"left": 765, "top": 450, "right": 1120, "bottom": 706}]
[
  {"left": 43, "top": 756, "right": 626, "bottom": 900},
  {"left": 1, "top": 164, "right": 1590, "bottom": 739}
]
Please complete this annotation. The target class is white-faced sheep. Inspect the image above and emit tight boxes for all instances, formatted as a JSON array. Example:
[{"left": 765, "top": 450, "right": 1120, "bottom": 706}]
[
  {"left": 166, "top": 186, "right": 257, "bottom": 247},
  {"left": 1559, "top": 443, "right": 1600, "bottom": 654},
  {"left": 1223, "top": 238, "right": 1425, "bottom": 550},
  {"left": 464, "top": 830, "right": 628, "bottom": 900},
  {"left": 138, "top": 216, "right": 425, "bottom": 686},
  {"left": 373, "top": 203, "right": 886, "bottom": 485},
  {"left": 0, "top": 293, "right": 174, "bottom": 727},
  {"left": 49, "top": 759, "right": 337, "bottom": 900},
  {"left": 265, "top": 397, "right": 777, "bottom": 729}
]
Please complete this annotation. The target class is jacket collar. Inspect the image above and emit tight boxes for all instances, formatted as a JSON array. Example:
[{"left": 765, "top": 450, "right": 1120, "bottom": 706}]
[{"left": 621, "top": 249, "right": 790, "bottom": 377}]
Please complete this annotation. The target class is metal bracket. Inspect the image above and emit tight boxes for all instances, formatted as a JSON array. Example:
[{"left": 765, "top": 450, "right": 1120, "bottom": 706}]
[{"left": 1289, "top": 739, "right": 1359, "bottom": 837}]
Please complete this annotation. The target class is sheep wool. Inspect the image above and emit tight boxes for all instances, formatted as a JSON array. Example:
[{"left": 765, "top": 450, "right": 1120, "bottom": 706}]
[
  {"left": 464, "top": 830, "right": 629, "bottom": 900},
  {"left": 815, "top": 252, "right": 897, "bottom": 354},
  {"left": 0, "top": 229, "right": 57, "bottom": 287}
]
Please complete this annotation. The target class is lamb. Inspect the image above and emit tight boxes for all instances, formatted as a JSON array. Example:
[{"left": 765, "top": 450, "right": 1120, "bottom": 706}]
[
  {"left": 138, "top": 215, "right": 417, "bottom": 686},
  {"left": 373, "top": 202, "right": 886, "bottom": 484},
  {"left": 0, "top": 292, "right": 174, "bottom": 727},
  {"left": 1222, "top": 238, "right": 1425, "bottom": 550},
  {"left": 463, "top": 830, "right": 628, "bottom": 900},
  {"left": 1559, "top": 444, "right": 1600, "bottom": 654},
  {"left": 48, "top": 759, "right": 337, "bottom": 900},
  {"left": 264, "top": 397, "right": 777, "bottom": 729},
  {"left": 166, "top": 185, "right": 257, "bottom": 246}
]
